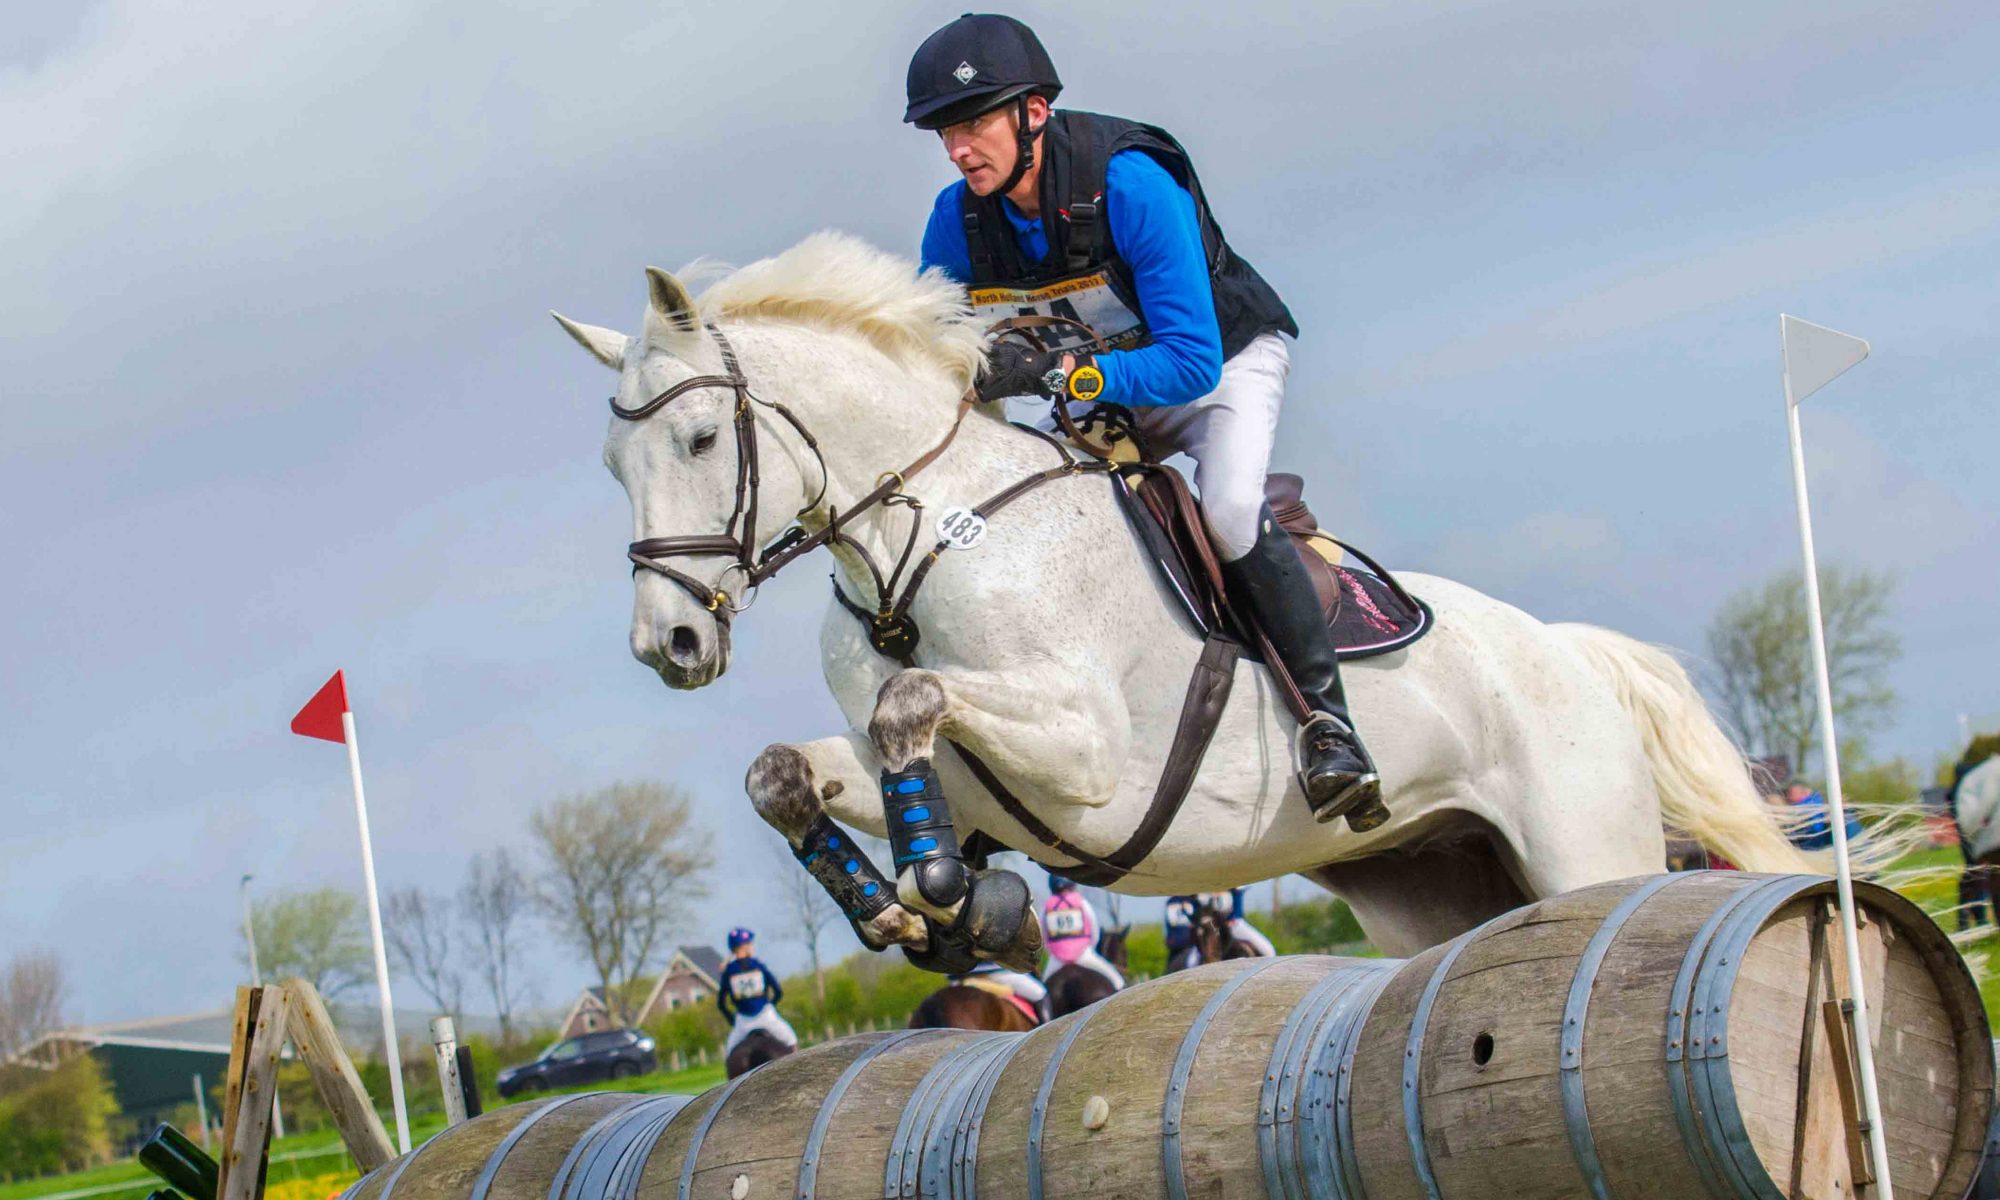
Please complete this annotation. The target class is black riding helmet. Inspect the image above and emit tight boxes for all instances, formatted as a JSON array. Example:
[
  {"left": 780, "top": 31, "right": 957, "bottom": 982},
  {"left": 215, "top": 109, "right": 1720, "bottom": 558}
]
[{"left": 905, "top": 14, "right": 1062, "bottom": 193}]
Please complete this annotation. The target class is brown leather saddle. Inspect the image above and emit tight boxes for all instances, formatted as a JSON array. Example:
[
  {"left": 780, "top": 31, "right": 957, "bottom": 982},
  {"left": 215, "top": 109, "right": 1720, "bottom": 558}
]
[{"left": 1116, "top": 467, "right": 1431, "bottom": 660}]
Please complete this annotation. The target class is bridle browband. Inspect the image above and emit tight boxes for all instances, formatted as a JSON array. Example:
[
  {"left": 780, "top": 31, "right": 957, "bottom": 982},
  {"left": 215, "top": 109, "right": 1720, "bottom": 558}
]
[{"left": 615, "top": 324, "right": 979, "bottom": 631}]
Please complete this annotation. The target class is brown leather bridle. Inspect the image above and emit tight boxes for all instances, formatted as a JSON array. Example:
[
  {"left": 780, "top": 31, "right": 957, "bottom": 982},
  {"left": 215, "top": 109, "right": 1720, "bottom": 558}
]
[{"left": 615, "top": 324, "right": 977, "bottom": 630}]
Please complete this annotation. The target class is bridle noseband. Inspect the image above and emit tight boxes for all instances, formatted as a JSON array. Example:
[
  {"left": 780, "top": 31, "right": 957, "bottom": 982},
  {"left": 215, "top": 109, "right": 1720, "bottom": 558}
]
[{"left": 615, "top": 324, "right": 977, "bottom": 632}]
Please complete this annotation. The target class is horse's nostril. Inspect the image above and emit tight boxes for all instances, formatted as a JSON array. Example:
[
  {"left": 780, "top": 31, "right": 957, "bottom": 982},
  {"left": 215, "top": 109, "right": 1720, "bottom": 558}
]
[{"left": 669, "top": 626, "right": 701, "bottom": 661}]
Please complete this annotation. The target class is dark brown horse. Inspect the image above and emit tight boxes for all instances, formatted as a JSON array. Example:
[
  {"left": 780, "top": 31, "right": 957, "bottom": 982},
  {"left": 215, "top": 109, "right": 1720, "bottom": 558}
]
[
  {"left": 907, "top": 984, "right": 1040, "bottom": 1032},
  {"left": 725, "top": 1029, "right": 794, "bottom": 1078},
  {"left": 1166, "top": 907, "right": 1261, "bottom": 973},
  {"left": 1047, "top": 926, "right": 1129, "bottom": 1018}
]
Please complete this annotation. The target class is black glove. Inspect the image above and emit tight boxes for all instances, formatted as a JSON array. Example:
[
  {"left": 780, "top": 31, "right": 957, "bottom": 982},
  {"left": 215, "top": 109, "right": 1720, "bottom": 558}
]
[{"left": 976, "top": 341, "right": 1062, "bottom": 404}]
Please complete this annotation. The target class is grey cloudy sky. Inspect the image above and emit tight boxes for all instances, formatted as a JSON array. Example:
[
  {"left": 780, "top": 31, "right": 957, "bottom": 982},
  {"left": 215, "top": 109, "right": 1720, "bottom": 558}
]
[{"left": 5, "top": 0, "right": 1996, "bottom": 1026}]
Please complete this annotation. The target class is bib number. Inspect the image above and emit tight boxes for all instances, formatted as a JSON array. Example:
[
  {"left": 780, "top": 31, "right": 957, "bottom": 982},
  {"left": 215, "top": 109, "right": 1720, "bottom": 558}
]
[
  {"left": 937, "top": 507, "right": 988, "bottom": 551},
  {"left": 1045, "top": 909, "right": 1086, "bottom": 938},
  {"left": 970, "top": 270, "right": 1149, "bottom": 354},
  {"left": 729, "top": 973, "right": 766, "bottom": 1000}
]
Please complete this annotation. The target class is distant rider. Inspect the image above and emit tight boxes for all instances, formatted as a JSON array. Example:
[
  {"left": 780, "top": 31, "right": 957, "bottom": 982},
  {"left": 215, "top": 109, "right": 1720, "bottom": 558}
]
[
  {"left": 1163, "top": 894, "right": 1200, "bottom": 971},
  {"left": 716, "top": 928, "right": 798, "bottom": 1054},
  {"left": 958, "top": 959, "right": 1048, "bottom": 1023},
  {"left": 1039, "top": 874, "right": 1125, "bottom": 990},
  {"left": 906, "top": 13, "right": 1381, "bottom": 829},
  {"left": 1218, "top": 888, "right": 1275, "bottom": 957}
]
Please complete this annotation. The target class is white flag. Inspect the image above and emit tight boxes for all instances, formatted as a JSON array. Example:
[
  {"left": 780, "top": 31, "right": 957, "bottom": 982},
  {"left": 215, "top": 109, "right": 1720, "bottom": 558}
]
[{"left": 1781, "top": 314, "right": 1869, "bottom": 407}]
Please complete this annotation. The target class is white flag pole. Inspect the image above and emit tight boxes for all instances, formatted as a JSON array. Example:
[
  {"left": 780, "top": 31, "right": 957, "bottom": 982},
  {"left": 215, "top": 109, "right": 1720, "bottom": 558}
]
[
  {"left": 342, "top": 708, "right": 412, "bottom": 1153},
  {"left": 1779, "top": 313, "right": 1893, "bottom": 1195}
]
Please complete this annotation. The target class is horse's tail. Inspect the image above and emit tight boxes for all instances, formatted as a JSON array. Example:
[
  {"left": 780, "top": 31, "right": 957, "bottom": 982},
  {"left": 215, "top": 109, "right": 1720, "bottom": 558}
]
[{"left": 1555, "top": 623, "right": 1825, "bottom": 875}]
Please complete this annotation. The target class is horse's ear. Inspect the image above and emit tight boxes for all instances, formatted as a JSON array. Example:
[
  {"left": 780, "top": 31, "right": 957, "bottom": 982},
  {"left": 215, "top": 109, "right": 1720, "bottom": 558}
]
[
  {"left": 643, "top": 266, "right": 702, "bottom": 345},
  {"left": 550, "top": 311, "right": 628, "bottom": 371}
]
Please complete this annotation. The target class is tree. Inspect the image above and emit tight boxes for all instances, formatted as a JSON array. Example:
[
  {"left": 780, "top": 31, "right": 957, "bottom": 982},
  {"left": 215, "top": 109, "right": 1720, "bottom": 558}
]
[
  {"left": 0, "top": 1055, "right": 117, "bottom": 1173},
  {"left": 251, "top": 888, "right": 371, "bottom": 999},
  {"left": 460, "top": 848, "right": 532, "bottom": 1042},
  {"left": 769, "top": 842, "right": 842, "bottom": 1005},
  {"left": 0, "top": 950, "right": 65, "bottom": 1061},
  {"left": 1705, "top": 564, "right": 1900, "bottom": 777},
  {"left": 383, "top": 887, "right": 464, "bottom": 1020},
  {"left": 530, "top": 783, "right": 711, "bottom": 1025}
]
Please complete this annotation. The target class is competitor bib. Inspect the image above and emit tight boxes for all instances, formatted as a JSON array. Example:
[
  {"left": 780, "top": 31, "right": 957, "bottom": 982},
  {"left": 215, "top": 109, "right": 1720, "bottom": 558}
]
[
  {"left": 970, "top": 270, "right": 1149, "bottom": 354},
  {"left": 729, "top": 972, "right": 766, "bottom": 1000},
  {"left": 1044, "top": 908, "right": 1087, "bottom": 938}
]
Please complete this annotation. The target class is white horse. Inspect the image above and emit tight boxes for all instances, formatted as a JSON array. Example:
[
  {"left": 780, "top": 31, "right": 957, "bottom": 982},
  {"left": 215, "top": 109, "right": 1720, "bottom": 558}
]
[
  {"left": 553, "top": 232, "right": 1816, "bottom": 966},
  {"left": 1955, "top": 756, "right": 2000, "bottom": 864}
]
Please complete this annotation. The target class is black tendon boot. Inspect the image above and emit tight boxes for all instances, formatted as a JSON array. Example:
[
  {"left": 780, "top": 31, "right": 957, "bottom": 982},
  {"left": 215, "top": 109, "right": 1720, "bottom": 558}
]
[
  {"left": 1221, "top": 510, "right": 1388, "bottom": 830},
  {"left": 882, "top": 760, "right": 1039, "bottom": 971}
]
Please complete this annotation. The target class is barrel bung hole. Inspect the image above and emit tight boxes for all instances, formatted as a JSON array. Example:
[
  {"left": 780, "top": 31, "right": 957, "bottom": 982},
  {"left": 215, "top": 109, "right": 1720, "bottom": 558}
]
[{"left": 1472, "top": 1032, "right": 1495, "bottom": 1067}]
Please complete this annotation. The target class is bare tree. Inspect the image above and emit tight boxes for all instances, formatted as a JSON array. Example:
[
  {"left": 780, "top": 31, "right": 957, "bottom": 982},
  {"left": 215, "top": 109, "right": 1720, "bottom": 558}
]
[
  {"left": 0, "top": 949, "right": 67, "bottom": 1059},
  {"left": 460, "top": 848, "right": 532, "bottom": 1041},
  {"left": 531, "top": 783, "right": 711, "bottom": 1025},
  {"left": 251, "top": 888, "right": 372, "bottom": 1000},
  {"left": 384, "top": 887, "right": 464, "bottom": 1020},
  {"left": 1706, "top": 564, "right": 1900, "bottom": 777},
  {"left": 769, "top": 842, "right": 842, "bottom": 1005}
]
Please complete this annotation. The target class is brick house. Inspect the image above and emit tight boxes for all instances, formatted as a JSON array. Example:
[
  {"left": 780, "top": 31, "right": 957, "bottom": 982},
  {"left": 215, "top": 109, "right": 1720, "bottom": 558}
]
[{"left": 556, "top": 946, "right": 726, "bottom": 1037}]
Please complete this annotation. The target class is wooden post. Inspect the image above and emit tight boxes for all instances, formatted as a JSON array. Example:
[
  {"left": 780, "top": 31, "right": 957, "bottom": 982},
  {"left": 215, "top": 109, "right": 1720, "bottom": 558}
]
[
  {"left": 284, "top": 980, "right": 394, "bottom": 1172},
  {"left": 429, "top": 1017, "right": 467, "bottom": 1127},
  {"left": 215, "top": 988, "right": 254, "bottom": 1200},
  {"left": 220, "top": 985, "right": 292, "bottom": 1200}
]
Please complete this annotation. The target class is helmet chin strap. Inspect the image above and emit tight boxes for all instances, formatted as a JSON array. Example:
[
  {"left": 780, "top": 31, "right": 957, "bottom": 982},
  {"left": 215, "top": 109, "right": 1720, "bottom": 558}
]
[{"left": 994, "top": 94, "right": 1043, "bottom": 197}]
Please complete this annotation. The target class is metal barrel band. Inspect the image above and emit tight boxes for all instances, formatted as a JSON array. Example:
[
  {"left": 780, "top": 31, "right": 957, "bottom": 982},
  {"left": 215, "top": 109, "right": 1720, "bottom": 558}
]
[
  {"left": 570, "top": 1095, "right": 689, "bottom": 1200},
  {"left": 886, "top": 1033, "right": 1010, "bottom": 1199},
  {"left": 1558, "top": 873, "right": 1689, "bottom": 1200},
  {"left": 1402, "top": 911, "right": 1515, "bottom": 1200},
  {"left": 376, "top": 1106, "right": 451, "bottom": 1200},
  {"left": 609, "top": 1097, "right": 697, "bottom": 1200},
  {"left": 1027, "top": 1000, "right": 1109, "bottom": 1200},
  {"left": 549, "top": 1101, "right": 647, "bottom": 1200},
  {"left": 470, "top": 1094, "right": 598, "bottom": 1200},
  {"left": 886, "top": 1034, "right": 986, "bottom": 1199},
  {"left": 1663, "top": 877, "right": 1780, "bottom": 1200},
  {"left": 797, "top": 1031, "right": 936, "bottom": 1200},
  {"left": 954, "top": 1034, "right": 1034, "bottom": 1198},
  {"left": 1692, "top": 876, "right": 1824, "bottom": 1200},
  {"left": 1163, "top": 959, "right": 1286, "bottom": 1200},
  {"left": 1320, "top": 962, "right": 1398, "bottom": 1200},
  {"left": 1263, "top": 960, "right": 1390, "bottom": 1200},
  {"left": 919, "top": 1034, "right": 1018, "bottom": 1199},
  {"left": 677, "top": 1073, "right": 754, "bottom": 1200}
]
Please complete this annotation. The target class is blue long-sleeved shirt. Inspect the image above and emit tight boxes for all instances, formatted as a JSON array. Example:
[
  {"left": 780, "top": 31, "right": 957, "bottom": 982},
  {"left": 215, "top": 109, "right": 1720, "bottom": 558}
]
[
  {"left": 717, "top": 957, "right": 783, "bottom": 1019},
  {"left": 920, "top": 150, "right": 1224, "bottom": 407}
]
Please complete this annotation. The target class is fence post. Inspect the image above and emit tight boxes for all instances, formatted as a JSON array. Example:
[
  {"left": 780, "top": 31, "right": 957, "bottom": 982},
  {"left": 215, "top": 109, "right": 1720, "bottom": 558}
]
[{"left": 429, "top": 1017, "right": 467, "bottom": 1127}]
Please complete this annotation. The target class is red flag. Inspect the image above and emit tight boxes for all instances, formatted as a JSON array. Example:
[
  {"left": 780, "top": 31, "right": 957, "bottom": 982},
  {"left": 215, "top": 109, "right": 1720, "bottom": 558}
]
[{"left": 291, "top": 670, "right": 349, "bottom": 743}]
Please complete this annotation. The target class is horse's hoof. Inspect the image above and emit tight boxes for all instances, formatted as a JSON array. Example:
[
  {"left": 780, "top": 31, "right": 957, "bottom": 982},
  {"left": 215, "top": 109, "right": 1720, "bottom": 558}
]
[
  {"left": 902, "top": 919, "right": 980, "bottom": 975},
  {"left": 1343, "top": 794, "right": 1391, "bottom": 833},
  {"left": 964, "top": 868, "right": 1042, "bottom": 971}
]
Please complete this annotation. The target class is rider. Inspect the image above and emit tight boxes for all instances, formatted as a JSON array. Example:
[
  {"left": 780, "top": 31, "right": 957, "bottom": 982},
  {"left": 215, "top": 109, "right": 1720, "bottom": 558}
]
[
  {"left": 1218, "top": 888, "right": 1276, "bottom": 957},
  {"left": 1040, "top": 874, "right": 1125, "bottom": 990},
  {"left": 957, "top": 959, "right": 1049, "bottom": 1022},
  {"left": 716, "top": 928, "right": 799, "bottom": 1054},
  {"left": 906, "top": 13, "right": 1381, "bottom": 830},
  {"left": 1162, "top": 893, "right": 1199, "bottom": 970}
]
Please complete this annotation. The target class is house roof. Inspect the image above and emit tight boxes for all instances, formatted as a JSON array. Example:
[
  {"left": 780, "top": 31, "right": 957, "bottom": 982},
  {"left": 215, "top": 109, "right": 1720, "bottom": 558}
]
[{"left": 676, "top": 945, "right": 725, "bottom": 984}]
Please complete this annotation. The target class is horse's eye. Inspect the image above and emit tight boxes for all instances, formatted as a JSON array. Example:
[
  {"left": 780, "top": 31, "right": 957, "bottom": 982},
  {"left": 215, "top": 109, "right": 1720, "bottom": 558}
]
[{"left": 690, "top": 429, "right": 719, "bottom": 456}]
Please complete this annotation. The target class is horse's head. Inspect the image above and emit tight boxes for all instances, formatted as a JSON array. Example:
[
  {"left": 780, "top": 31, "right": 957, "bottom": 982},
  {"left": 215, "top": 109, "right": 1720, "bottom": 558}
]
[
  {"left": 1097, "top": 924, "right": 1129, "bottom": 970},
  {"left": 552, "top": 267, "right": 818, "bottom": 690}
]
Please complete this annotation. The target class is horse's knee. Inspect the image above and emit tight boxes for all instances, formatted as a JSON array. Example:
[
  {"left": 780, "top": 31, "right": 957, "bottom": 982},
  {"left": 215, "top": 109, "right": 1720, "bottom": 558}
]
[
  {"left": 870, "top": 670, "right": 950, "bottom": 770},
  {"left": 746, "top": 743, "right": 820, "bottom": 839}
]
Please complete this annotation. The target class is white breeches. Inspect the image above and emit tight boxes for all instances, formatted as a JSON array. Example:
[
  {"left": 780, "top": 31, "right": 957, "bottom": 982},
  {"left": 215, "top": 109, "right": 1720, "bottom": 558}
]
[
  {"left": 1042, "top": 947, "right": 1126, "bottom": 991},
  {"left": 1133, "top": 333, "right": 1291, "bottom": 560},
  {"left": 724, "top": 1007, "right": 798, "bottom": 1054},
  {"left": 966, "top": 966, "right": 1046, "bottom": 1003},
  {"left": 1229, "top": 917, "right": 1277, "bottom": 958}
]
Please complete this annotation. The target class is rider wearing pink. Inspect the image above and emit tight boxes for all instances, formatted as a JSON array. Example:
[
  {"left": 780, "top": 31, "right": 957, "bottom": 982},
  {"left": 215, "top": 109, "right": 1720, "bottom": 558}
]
[{"left": 1040, "top": 875, "right": 1125, "bottom": 990}]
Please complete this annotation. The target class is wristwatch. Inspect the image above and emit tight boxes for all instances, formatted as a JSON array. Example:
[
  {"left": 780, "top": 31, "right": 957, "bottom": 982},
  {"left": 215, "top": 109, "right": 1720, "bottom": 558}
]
[
  {"left": 1067, "top": 362, "right": 1105, "bottom": 402},
  {"left": 1039, "top": 365, "right": 1069, "bottom": 398}
]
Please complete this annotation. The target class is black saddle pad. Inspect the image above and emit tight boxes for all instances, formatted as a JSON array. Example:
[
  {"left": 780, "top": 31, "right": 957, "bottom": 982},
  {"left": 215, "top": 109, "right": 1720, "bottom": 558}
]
[{"left": 1322, "top": 552, "right": 1432, "bottom": 659}]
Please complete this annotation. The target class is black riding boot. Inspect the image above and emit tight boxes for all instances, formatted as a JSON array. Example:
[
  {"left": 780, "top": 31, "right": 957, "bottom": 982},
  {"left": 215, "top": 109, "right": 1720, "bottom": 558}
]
[{"left": 1221, "top": 509, "right": 1388, "bottom": 830}]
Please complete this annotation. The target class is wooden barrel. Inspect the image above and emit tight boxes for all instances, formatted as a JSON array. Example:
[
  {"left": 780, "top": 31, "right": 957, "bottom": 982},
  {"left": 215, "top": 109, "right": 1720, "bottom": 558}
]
[{"left": 340, "top": 872, "right": 1990, "bottom": 1200}]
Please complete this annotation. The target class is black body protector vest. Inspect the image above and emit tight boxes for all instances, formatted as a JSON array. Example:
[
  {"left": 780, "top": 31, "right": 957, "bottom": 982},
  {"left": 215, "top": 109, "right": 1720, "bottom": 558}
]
[{"left": 959, "top": 110, "right": 1298, "bottom": 361}]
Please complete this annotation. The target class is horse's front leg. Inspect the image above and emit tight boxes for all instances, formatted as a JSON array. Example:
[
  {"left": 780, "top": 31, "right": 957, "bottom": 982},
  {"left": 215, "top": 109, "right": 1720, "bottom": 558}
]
[
  {"left": 871, "top": 670, "right": 1043, "bottom": 974},
  {"left": 745, "top": 733, "right": 928, "bottom": 956}
]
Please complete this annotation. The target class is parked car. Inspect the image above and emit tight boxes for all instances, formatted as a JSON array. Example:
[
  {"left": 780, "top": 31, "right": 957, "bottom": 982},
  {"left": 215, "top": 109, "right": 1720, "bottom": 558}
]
[{"left": 496, "top": 1028, "right": 658, "bottom": 1097}]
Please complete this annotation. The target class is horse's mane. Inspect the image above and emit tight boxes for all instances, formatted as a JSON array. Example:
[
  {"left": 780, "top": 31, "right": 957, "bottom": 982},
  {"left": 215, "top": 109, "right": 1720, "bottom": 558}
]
[{"left": 694, "top": 231, "right": 986, "bottom": 391}]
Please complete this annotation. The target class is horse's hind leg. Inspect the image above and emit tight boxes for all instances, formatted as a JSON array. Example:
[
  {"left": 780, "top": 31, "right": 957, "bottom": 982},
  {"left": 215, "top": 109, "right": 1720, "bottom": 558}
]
[
  {"left": 871, "top": 669, "right": 1043, "bottom": 974},
  {"left": 746, "top": 737, "right": 928, "bottom": 956}
]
